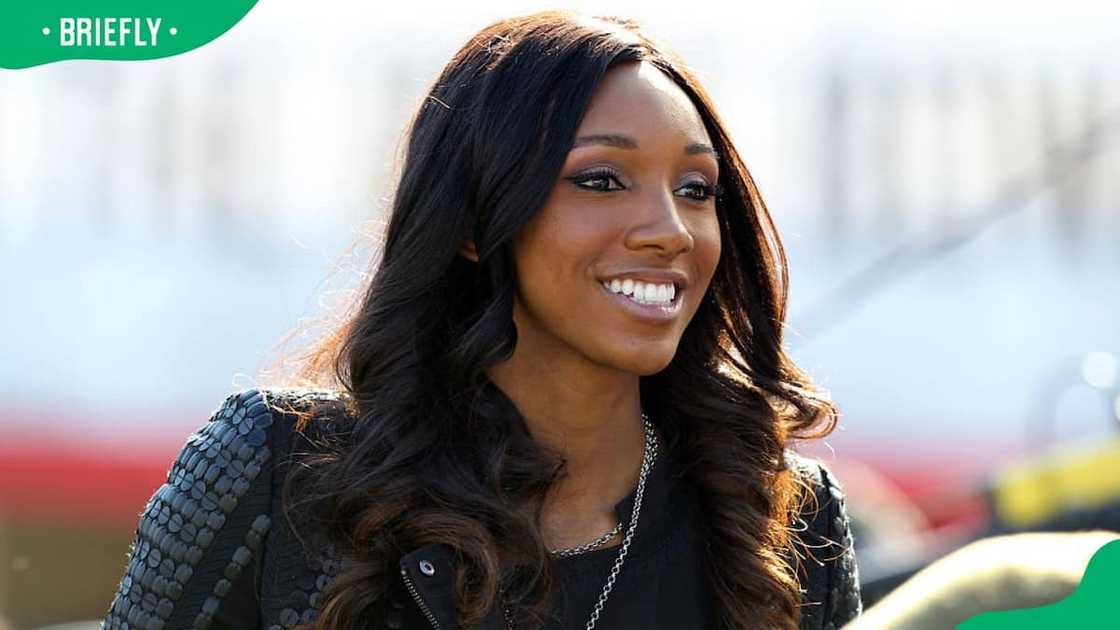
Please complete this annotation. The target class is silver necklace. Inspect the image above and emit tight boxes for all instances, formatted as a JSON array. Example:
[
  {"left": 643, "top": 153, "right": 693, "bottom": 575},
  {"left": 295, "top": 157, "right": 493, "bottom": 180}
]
[
  {"left": 502, "top": 412, "right": 659, "bottom": 630},
  {"left": 548, "top": 521, "right": 622, "bottom": 558}
]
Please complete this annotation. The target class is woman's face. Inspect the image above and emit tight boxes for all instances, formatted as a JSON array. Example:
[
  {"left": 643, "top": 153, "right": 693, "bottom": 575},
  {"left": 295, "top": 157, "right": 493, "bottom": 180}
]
[{"left": 509, "top": 59, "right": 722, "bottom": 376}]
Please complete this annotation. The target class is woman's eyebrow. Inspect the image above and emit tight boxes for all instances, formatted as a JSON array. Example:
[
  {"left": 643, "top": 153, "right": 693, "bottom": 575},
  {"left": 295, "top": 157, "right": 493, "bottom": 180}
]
[{"left": 571, "top": 133, "right": 720, "bottom": 160}]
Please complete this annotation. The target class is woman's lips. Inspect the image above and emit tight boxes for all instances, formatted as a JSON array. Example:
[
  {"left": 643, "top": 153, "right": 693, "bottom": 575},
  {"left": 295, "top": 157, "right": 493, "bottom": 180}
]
[{"left": 599, "top": 282, "right": 683, "bottom": 324}]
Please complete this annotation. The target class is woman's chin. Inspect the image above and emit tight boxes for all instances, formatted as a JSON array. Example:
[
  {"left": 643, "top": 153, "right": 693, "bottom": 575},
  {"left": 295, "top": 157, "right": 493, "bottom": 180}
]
[{"left": 599, "top": 343, "right": 679, "bottom": 376}]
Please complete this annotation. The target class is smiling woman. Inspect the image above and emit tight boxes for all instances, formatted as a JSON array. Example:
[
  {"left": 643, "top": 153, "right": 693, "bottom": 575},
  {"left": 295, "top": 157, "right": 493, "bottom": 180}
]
[
  {"left": 480, "top": 60, "right": 724, "bottom": 385},
  {"left": 102, "top": 9, "right": 861, "bottom": 630}
]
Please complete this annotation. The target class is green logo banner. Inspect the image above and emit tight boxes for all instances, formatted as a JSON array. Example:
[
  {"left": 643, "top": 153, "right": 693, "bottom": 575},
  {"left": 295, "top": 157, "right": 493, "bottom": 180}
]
[
  {"left": 0, "top": 0, "right": 259, "bottom": 69},
  {"left": 958, "top": 539, "right": 1120, "bottom": 629}
]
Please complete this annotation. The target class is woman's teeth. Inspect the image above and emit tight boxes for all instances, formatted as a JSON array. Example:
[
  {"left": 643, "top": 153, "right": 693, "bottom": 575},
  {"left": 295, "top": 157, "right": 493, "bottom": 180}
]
[{"left": 600, "top": 278, "right": 676, "bottom": 305}]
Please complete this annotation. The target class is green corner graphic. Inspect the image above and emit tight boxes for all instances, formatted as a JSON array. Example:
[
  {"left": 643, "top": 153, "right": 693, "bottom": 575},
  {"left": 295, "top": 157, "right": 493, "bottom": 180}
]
[
  {"left": 957, "top": 539, "right": 1120, "bottom": 629},
  {"left": 0, "top": 0, "right": 258, "bottom": 69}
]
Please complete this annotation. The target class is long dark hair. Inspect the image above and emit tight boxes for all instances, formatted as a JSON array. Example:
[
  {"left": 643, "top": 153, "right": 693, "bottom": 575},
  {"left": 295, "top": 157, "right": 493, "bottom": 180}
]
[{"left": 269, "top": 10, "right": 839, "bottom": 630}]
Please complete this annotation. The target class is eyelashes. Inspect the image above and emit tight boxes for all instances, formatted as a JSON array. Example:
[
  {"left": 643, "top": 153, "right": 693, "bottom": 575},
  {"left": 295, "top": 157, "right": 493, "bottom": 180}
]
[
  {"left": 683, "top": 181, "right": 725, "bottom": 202},
  {"left": 565, "top": 166, "right": 724, "bottom": 202}
]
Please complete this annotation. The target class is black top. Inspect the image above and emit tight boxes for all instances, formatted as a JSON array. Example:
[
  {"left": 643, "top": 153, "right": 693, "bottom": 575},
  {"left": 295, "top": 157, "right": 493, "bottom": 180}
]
[
  {"left": 101, "top": 388, "right": 862, "bottom": 630},
  {"left": 544, "top": 435, "right": 710, "bottom": 629}
]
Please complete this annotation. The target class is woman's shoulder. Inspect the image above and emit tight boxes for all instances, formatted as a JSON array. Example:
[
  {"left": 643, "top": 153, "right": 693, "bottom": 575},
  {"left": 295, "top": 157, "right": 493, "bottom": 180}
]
[
  {"left": 255, "top": 385, "right": 353, "bottom": 444},
  {"left": 784, "top": 450, "right": 852, "bottom": 533},
  {"left": 784, "top": 449, "right": 864, "bottom": 630},
  {"left": 184, "top": 387, "right": 352, "bottom": 470},
  {"left": 100, "top": 386, "right": 351, "bottom": 628},
  {"left": 195, "top": 385, "right": 349, "bottom": 433},
  {"left": 254, "top": 385, "right": 349, "bottom": 416},
  {"left": 785, "top": 450, "right": 840, "bottom": 493}
]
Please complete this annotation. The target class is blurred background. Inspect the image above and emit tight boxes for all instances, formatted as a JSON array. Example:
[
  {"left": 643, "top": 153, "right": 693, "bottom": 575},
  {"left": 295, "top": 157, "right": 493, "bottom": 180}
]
[{"left": 1, "top": 1, "right": 1118, "bottom": 627}]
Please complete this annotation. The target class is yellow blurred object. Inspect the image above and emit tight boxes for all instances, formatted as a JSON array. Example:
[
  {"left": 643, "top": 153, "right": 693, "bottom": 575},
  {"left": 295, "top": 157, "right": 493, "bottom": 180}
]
[
  {"left": 844, "top": 530, "right": 1120, "bottom": 630},
  {"left": 992, "top": 437, "right": 1120, "bottom": 529}
]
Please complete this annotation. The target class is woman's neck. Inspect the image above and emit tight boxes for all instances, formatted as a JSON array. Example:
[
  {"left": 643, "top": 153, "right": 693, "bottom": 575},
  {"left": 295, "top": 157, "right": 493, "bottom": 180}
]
[{"left": 485, "top": 353, "right": 647, "bottom": 551}]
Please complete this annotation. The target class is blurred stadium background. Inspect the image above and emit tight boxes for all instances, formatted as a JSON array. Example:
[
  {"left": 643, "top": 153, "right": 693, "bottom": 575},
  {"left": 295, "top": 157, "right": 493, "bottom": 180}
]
[{"left": 1, "top": 1, "right": 1118, "bottom": 627}]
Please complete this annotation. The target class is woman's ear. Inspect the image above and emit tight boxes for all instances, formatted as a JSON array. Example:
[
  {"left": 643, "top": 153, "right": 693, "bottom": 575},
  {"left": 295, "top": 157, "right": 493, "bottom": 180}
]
[{"left": 459, "top": 237, "right": 479, "bottom": 263}]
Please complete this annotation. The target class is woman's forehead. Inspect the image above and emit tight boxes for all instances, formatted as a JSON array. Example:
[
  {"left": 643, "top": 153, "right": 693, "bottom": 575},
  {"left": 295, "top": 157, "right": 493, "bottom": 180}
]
[{"left": 576, "top": 61, "right": 711, "bottom": 148}]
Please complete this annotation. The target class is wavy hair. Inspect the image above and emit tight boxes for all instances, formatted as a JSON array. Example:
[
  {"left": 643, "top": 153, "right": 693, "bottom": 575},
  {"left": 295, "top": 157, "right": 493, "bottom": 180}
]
[{"left": 270, "top": 10, "right": 840, "bottom": 630}]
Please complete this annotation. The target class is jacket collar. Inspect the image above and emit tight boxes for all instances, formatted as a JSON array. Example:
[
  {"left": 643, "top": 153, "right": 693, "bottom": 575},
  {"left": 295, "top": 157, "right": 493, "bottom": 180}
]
[{"left": 400, "top": 542, "right": 506, "bottom": 629}]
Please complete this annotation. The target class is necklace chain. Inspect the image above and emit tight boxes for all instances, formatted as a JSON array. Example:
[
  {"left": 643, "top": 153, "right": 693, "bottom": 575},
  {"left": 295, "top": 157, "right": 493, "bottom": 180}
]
[
  {"left": 548, "top": 520, "right": 622, "bottom": 558},
  {"left": 502, "top": 412, "right": 659, "bottom": 630}
]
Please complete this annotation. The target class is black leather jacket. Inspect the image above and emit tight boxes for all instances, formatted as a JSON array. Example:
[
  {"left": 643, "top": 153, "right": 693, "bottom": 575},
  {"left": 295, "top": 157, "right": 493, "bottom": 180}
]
[{"left": 101, "top": 388, "right": 862, "bottom": 629}]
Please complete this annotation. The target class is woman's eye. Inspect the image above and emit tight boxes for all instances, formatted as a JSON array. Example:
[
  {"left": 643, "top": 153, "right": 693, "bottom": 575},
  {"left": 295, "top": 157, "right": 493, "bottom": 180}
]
[
  {"left": 568, "top": 168, "right": 625, "bottom": 192},
  {"left": 677, "top": 181, "right": 724, "bottom": 202}
]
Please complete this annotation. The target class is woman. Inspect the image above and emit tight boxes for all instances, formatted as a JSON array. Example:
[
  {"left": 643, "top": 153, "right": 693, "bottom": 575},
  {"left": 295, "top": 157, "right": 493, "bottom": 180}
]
[{"left": 103, "top": 10, "right": 861, "bottom": 630}]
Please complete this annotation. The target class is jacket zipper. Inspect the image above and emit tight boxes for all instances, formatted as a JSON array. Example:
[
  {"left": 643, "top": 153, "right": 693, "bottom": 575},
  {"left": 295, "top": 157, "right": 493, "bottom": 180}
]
[{"left": 400, "top": 566, "right": 442, "bottom": 629}]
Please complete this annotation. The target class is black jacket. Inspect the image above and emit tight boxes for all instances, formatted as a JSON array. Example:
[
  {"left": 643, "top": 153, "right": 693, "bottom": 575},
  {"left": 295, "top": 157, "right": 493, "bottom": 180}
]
[{"left": 102, "top": 388, "right": 862, "bottom": 629}]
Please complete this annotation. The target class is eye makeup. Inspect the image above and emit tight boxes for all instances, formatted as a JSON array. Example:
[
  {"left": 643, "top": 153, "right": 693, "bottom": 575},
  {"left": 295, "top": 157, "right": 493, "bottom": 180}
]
[{"left": 564, "top": 166, "right": 723, "bottom": 202}]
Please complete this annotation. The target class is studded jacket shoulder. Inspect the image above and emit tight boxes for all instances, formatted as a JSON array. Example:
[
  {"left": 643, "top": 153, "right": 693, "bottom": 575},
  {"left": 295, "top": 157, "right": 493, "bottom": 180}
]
[
  {"left": 102, "top": 388, "right": 862, "bottom": 630},
  {"left": 101, "top": 387, "right": 345, "bottom": 630},
  {"left": 786, "top": 451, "right": 864, "bottom": 630}
]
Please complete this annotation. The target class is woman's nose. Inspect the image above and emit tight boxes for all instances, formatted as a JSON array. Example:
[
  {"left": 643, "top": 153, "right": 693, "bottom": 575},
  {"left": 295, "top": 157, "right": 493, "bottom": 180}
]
[{"left": 623, "top": 190, "right": 695, "bottom": 257}]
